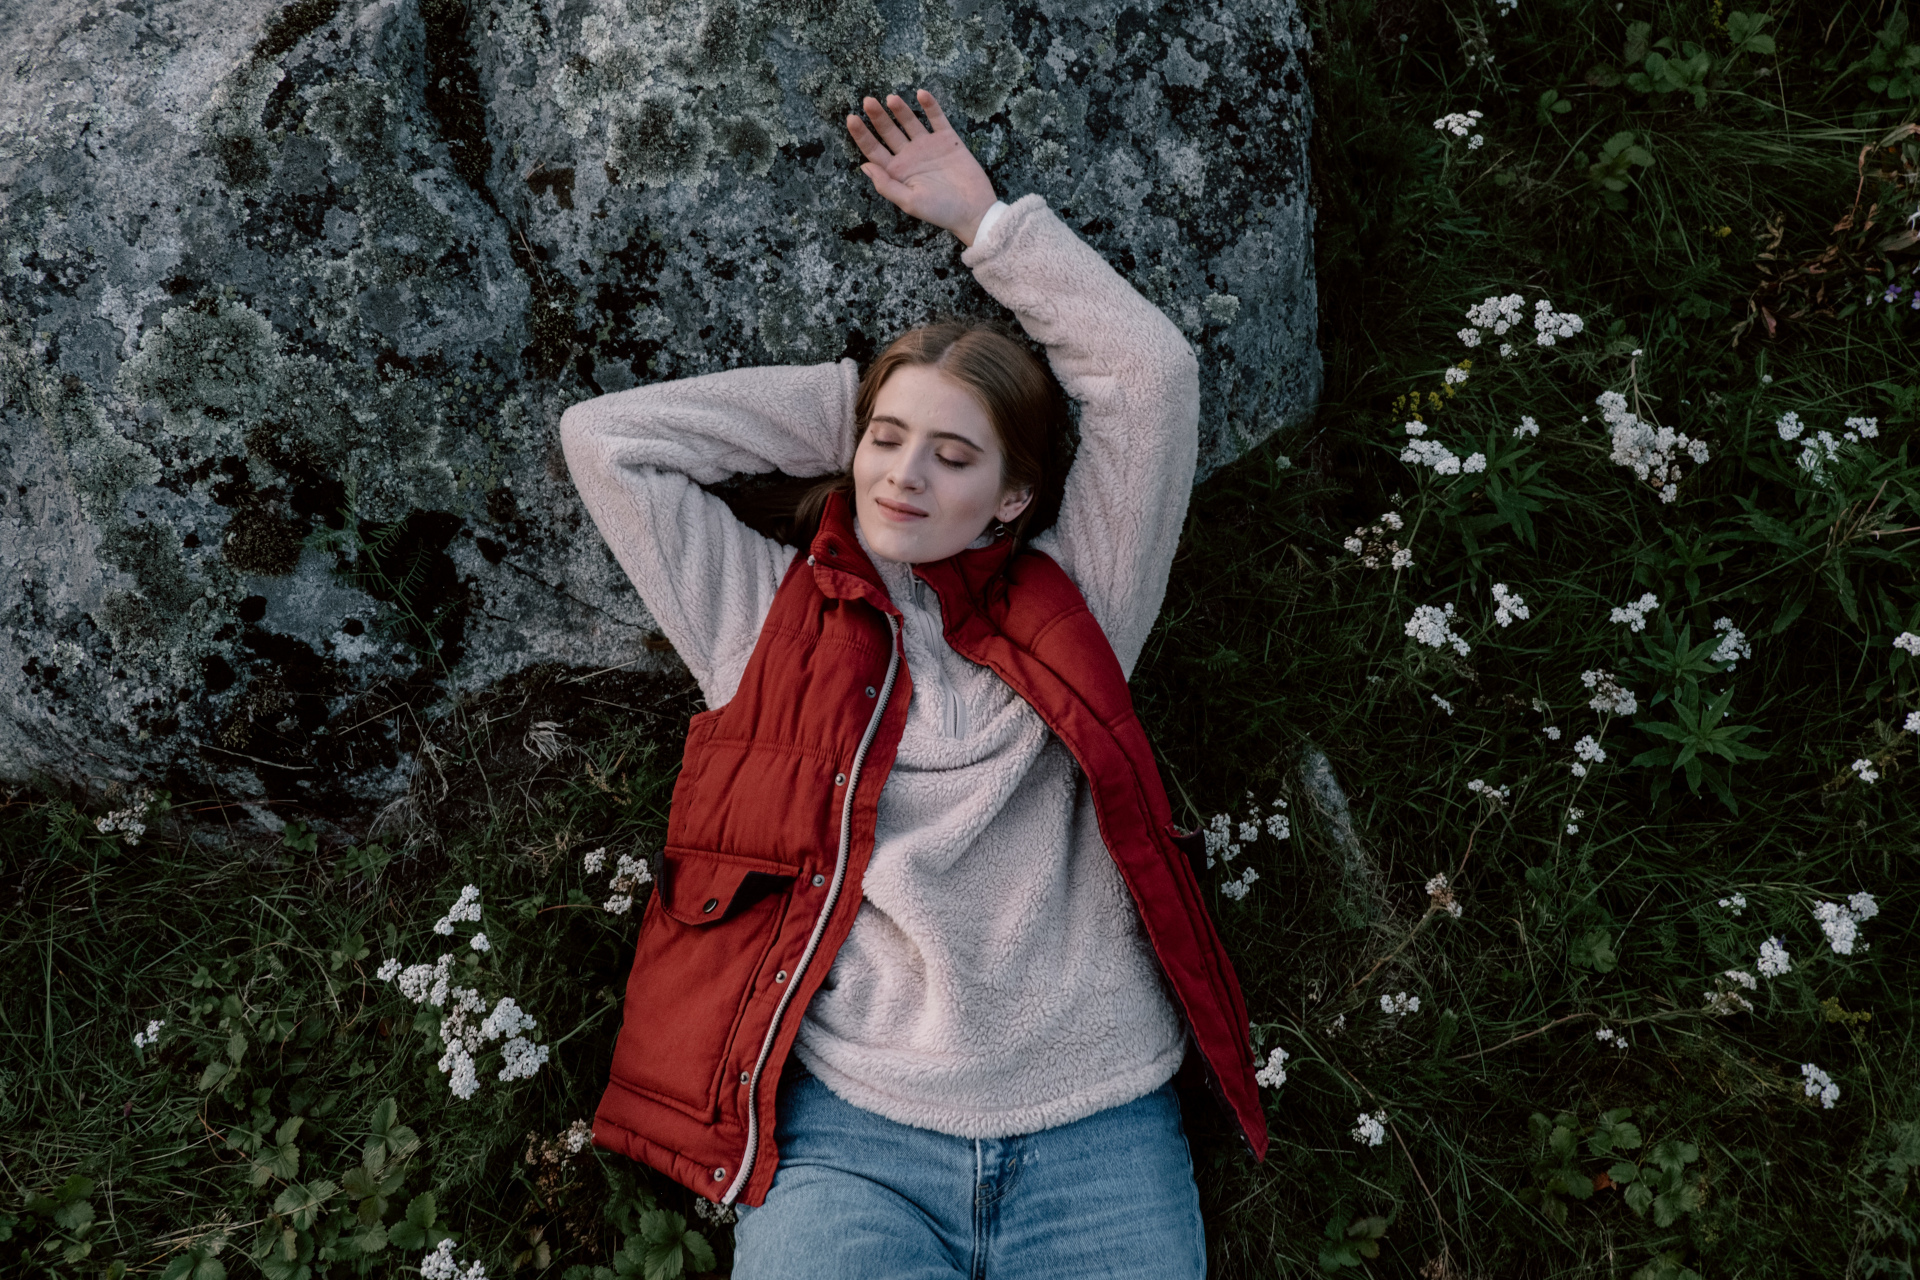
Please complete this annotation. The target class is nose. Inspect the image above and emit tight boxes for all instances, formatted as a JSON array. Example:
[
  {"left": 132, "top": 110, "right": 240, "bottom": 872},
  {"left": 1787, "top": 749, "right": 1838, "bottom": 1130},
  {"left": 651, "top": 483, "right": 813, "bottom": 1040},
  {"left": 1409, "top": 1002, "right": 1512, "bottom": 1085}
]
[{"left": 887, "top": 443, "right": 930, "bottom": 493}]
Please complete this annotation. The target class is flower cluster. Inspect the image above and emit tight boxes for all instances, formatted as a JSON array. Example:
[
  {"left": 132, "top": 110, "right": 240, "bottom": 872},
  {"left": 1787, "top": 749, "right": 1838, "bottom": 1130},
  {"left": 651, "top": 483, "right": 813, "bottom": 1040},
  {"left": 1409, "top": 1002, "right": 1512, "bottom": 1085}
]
[
  {"left": 132, "top": 1019, "right": 164, "bottom": 1050},
  {"left": 1465, "top": 778, "right": 1511, "bottom": 806},
  {"left": 1343, "top": 511, "right": 1414, "bottom": 570},
  {"left": 1532, "top": 299, "right": 1586, "bottom": 345},
  {"left": 1711, "top": 618, "right": 1752, "bottom": 668},
  {"left": 1594, "top": 1027, "right": 1628, "bottom": 1051},
  {"left": 1908, "top": 710, "right": 1920, "bottom": 733},
  {"left": 1425, "top": 873, "right": 1463, "bottom": 918},
  {"left": 1205, "top": 796, "right": 1289, "bottom": 901},
  {"left": 1757, "top": 936, "right": 1791, "bottom": 979},
  {"left": 1595, "top": 391, "right": 1709, "bottom": 502},
  {"left": 1381, "top": 991, "right": 1422, "bottom": 1017},
  {"left": 1431, "top": 695, "right": 1454, "bottom": 716},
  {"left": 585, "top": 847, "right": 655, "bottom": 915},
  {"left": 1703, "top": 968, "right": 1757, "bottom": 1015},
  {"left": 1718, "top": 893, "right": 1747, "bottom": 915},
  {"left": 1609, "top": 592, "right": 1660, "bottom": 632},
  {"left": 1461, "top": 293, "right": 1525, "bottom": 344},
  {"left": 379, "top": 886, "right": 549, "bottom": 1100},
  {"left": 1811, "top": 892, "right": 1878, "bottom": 955},
  {"left": 1801, "top": 1063, "right": 1840, "bottom": 1109},
  {"left": 1352, "top": 1110, "right": 1389, "bottom": 1147},
  {"left": 421, "top": 1240, "right": 489, "bottom": 1280},
  {"left": 1780, "top": 412, "right": 1880, "bottom": 484},
  {"left": 95, "top": 787, "right": 157, "bottom": 846},
  {"left": 1895, "top": 632, "right": 1920, "bottom": 657},
  {"left": 433, "top": 884, "right": 483, "bottom": 936},
  {"left": 1490, "top": 583, "right": 1530, "bottom": 627},
  {"left": 1565, "top": 807, "right": 1584, "bottom": 835},
  {"left": 1255, "top": 1046, "right": 1290, "bottom": 1089},
  {"left": 1851, "top": 758, "right": 1880, "bottom": 784},
  {"left": 1513, "top": 415, "right": 1540, "bottom": 438},
  {"left": 1581, "top": 670, "right": 1638, "bottom": 717},
  {"left": 1399, "top": 421, "right": 1486, "bottom": 476},
  {"left": 1405, "top": 602, "right": 1471, "bottom": 655},
  {"left": 1433, "top": 110, "right": 1485, "bottom": 149},
  {"left": 1570, "top": 735, "right": 1606, "bottom": 777}
]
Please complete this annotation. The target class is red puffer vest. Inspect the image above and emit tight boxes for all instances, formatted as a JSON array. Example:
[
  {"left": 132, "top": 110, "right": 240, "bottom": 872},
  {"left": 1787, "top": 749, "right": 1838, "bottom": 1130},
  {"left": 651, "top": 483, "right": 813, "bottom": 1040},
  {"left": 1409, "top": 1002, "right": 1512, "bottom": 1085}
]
[{"left": 591, "top": 491, "right": 1268, "bottom": 1205}]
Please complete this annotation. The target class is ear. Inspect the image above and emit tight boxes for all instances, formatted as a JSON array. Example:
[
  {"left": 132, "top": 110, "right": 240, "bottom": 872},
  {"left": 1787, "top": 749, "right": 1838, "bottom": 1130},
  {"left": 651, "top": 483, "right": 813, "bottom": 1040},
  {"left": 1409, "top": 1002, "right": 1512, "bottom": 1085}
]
[{"left": 996, "top": 484, "right": 1034, "bottom": 523}]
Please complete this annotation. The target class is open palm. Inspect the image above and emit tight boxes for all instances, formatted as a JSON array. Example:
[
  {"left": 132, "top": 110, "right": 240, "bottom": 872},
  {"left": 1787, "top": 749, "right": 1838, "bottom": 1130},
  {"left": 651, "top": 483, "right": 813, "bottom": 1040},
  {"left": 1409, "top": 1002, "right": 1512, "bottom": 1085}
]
[{"left": 846, "top": 90, "right": 999, "bottom": 246}]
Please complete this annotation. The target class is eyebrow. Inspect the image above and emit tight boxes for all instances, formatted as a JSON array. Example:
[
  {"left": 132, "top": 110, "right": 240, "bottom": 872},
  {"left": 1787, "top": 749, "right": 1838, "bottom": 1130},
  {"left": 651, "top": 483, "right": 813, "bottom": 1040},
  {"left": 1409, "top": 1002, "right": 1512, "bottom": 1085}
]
[{"left": 868, "top": 415, "right": 986, "bottom": 451}]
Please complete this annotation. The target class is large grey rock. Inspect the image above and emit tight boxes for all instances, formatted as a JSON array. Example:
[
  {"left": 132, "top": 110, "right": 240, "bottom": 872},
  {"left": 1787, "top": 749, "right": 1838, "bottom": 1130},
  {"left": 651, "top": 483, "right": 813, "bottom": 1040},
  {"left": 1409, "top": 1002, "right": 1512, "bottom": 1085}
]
[{"left": 0, "top": 0, "right": 1318, "bottom": 829}]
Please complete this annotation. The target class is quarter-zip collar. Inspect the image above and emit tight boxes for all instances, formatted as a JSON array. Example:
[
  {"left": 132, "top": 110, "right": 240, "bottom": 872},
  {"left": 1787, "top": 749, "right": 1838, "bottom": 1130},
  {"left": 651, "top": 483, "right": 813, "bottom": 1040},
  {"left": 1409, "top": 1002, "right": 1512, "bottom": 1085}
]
[{"left": 809, "top": 491, "right": 1018, "bottom": 635}]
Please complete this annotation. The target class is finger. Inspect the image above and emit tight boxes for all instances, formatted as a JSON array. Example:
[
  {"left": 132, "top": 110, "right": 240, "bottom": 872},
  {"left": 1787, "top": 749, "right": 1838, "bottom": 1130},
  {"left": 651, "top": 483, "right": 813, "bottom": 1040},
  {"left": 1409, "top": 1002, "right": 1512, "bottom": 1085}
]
[
  {"left": 860, "top": 95, "right": 911, "bottom": 151},
  {"left": 916, "top": 89, "right": 956, "bottom": 136},
  {"left": 884, "top": 92, "right": 930, "bottom": 137},
  {"left": 844, "top": 114, "right": 893, "bottom": 164},
  {"left": 859, "top": 163, "right": 916, "bottom": 212}
]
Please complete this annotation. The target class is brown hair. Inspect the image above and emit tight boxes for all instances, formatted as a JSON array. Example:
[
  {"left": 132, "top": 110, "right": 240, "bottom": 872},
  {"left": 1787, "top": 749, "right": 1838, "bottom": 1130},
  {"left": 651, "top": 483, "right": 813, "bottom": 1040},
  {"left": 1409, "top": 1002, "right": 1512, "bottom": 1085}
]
[{"left": 794, "top": 319, "right": 1075, "bottom": 556}]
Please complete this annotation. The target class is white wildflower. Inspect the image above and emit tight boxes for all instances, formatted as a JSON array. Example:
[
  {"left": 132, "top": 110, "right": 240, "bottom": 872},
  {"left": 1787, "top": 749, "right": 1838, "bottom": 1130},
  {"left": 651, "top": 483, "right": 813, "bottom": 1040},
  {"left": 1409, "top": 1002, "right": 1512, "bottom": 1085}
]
[
  {"left": 1220, "top": 867, "right": 1260, "bottom": 901},
  {"left": 1499, "top": 342, "right": 1514, "bottom": 357},
  {"left": 1432, "top": 694, "right": 1454, "bottom": 715},
  {"left": 1514, "top": 415, "right": 1540, "bottom": 438},
  {"left": 582, "top": 847, "right": 607, "bottom": 875},
  {"left": 470, "top": 933, "right": 491, "bottom": 952},
  {"left": 1703, "top": 972, "right": 1754, "bottom": 1015},
  {"left": 1581, "top": 670, "right": 1638, "bottom": 716},
  {"left": 1594, "top": 1027, "right": 1628, "bottom": 1050},
  {"left": 1894, "top": 632, "right": 1920, "bottom": 657},
  {"left": 1717, "top": 893, "right": 1747, "bottom": 915},
  {"left": 1404, "top": 420, "right": 1429, "bottom": 437},
  {"left": 1846, "top": 416, "right": 1880, "bottom": 438},
  {"left": 1255, "top": 1046, "right": 1290, "bottom": 1089},
  {"left": 1573, "top": 735, "right": 1606, "bottom": 764},
  {"left": 1401, "top": 438, "right": 1464, "bottom": 475},
  {"left": 376, "top": 958, "right": 402, "bottom": 982},
  {"left": 480, "top": 997, "right": 537, "bottom": 1041},
  {"left": 1390, "top": 547, "right": 1415, "bottom": 570},
  {"left": 1565, "top": 806, "right": 1584, "bottom": 835},
  {"left": 420, "top": 1239, "right": 489, "bottom": 1280},
  {"left": 1570, "top": 762, "right": 1588, "bottom": 778},
  {"left": 438, "top": 1041, "right": 479, "bottom": 1101},
  {"left": 1381, "top": 512, "right": 1405, "bottom": 531},
  {"left": 1849, "top": 892, "right": 1880, "bottom": 921},
  {"left": 1405, "top": 603, "right": 1471, "bottom": 655},
  {"left": 1851, "top": 758, "right": 1880, "bottom": 784},
  {"left": 132, "top": 1019, "right": 165, "bottom": 1050},
  {"left": 1491, "top": 583, "right": 1530, "bottom": 627},
  {"left": 433, "top": 884, "right": 483, "bottom": 936},
  {"left": 1906, "top": 711, "right": 1920, "bottom": 733},
  {"left": 1711, "top": 618, "right": 1751, "bottom": 668},
  {"left": 1468, "top": 133, "right": 1486, "bottom": 149},
  {"left": 603, "top": 895, "right": 633, "bottom": 915},
  {"left": 94, "top": 787, "right": 156, "bottom": 845},
  {"left": 1462, "top": 452, "right": 1488, "bottom": 473},
  {"left": 1465, "top": 293, "right": 1526, "bottom": 331},
  {"left": 1775, "top": 411, "right": 1805, "bottom": 442},
  {"left": 1813, "top": 901, "right": 1859, "bottom": 954},
  {"left": 1458, "top": 327, "right": 1482, "bottom": 347},
  {"left": 563, "top": 1120, "right": 593, "bottom": 1154},
  {"left": 1543, "top": 725, "right": 1562, "bottom": 740},
  {"left": 1433, "top": 110, "right": 1485, "bottom": 137},
  {"left": 1801, "top": 1063, "right": 1840, "bottom": 1109},
  {"left": 499, "top": 1036, "right": 550, "bottom": 1082},
  {"left": 1724, "top": 969, "right": 1757, "bottom": 990},
  {"left": 1609, "top": 592, "right": 1660, "bottom": 632},
  {"left": 1595, "top": 390, "right": 1707, "bottom": 501},
  {"left": 1444, "top": 365, "right": 1470, "bottom": 386},
  {"left": 1381, "top": 991, "right": 1421, "bottom": 1017},
  {"left": 1757, "top": 936, "right": 1791, "bottom": 979},
  {"left": 1533, "top": 298, "right": 1586, "bottom": 346},
  {"left": 1351, "top": 1110, "right": 1388, "bottom": 1147},
  {"left": 1425, "top": 873, "right": 1462, "bottom": 918}
]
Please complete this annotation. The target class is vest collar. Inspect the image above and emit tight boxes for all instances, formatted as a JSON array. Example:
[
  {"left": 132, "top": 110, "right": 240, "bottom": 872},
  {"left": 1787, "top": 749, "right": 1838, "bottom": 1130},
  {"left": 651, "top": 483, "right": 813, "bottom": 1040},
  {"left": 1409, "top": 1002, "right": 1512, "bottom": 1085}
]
[{"left": 808, "top": 491, "right": 1019, "bottom": 631}]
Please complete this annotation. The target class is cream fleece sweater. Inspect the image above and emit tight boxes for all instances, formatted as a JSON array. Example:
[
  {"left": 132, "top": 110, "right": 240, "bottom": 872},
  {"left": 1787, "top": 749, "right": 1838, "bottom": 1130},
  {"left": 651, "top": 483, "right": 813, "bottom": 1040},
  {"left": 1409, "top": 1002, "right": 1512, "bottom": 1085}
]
[{"left": 558, "top": 194, "right": 1200, "bottom": 1139}]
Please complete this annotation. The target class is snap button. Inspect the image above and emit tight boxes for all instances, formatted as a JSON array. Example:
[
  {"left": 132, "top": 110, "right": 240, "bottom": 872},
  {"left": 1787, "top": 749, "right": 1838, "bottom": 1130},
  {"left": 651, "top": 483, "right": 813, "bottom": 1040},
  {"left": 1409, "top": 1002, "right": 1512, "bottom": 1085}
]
[
  {"left": 774, "top": 970, "right": 788, "bottom": 983},
  {"left": 865, "top": 685, "right": 876, "bottom": 697},
  {"left": 739, "top": 1071, "right": 750, "bottom": 1084},
  {"left": 834, "top": 772, "right": 846, "bottom": 786},
  {"left": 712, "top": 1167, "right": 726, "bottom": 1182},
  {"left": 812, "top": 873, "right": 825, "bottom": 887},
  {"left": 806, "top": 554, "right": 816, "bottom": 565},
  {"left": 702, "top": 898, "right": 719, "bottom": 914},
  {"left": 828, "top": 546, "right": 838, "bottom": 556}
]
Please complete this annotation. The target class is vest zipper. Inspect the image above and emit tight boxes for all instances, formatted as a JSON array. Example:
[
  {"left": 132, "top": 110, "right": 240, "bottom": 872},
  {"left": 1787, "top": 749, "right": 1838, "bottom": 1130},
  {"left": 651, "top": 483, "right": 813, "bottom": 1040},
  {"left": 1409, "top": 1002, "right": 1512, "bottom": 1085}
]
[{"left": 722, "top": 612, "right": 901, "bottom": 1205}]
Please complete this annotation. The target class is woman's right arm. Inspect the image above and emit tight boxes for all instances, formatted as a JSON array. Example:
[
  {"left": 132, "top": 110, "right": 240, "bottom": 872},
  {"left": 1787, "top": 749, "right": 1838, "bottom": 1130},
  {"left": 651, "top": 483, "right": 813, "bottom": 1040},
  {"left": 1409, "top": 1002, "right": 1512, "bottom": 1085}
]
[{"left": 557, "top": 359, "right": 858, "bottom": 707}]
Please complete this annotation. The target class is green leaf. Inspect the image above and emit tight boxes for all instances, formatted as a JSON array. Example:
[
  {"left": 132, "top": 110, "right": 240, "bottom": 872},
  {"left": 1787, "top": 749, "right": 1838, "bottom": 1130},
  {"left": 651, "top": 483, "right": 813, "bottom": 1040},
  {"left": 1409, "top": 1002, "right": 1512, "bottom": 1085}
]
[
  {"left": 384, "top": 1125, "right": 421, "bottom": 1162},
  {"left": 352, "top": 1222, "right": 388, "bottom": 1255},
  {"left": 681, "top": 1229, "right": 715, "bottom": 1273},
  {"left": 1624, "top": 1180, "right": 1654, "bottom": 1216},
  {"left": 406, "top": 1192, "right": 436, "bottom": 1231},
  {"left": 52, "top": 1199, "right": 94, "bottom": 1232},
  {"left": 1609, "top": 1161, "right": 1640, "bottom": 1185},
  {"left": 369, "top": 1098, "right": 397, "bottom": 1141},
  {"left": 1570, "top": 930, "right": 1618, "bottom": 974},
  {"left": 273, "top": 1181, "right": 338, "bottom": 1232},
  {"left": 1625, "top": 21, "right": 1653, "bottom": 63}
]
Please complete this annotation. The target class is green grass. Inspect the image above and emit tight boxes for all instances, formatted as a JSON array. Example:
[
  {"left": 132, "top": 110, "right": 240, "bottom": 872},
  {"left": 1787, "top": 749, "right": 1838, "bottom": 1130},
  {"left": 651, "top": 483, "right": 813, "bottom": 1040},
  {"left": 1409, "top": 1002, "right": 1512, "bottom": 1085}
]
[{"left": 6, "top": 1, "right": 1920, "bottom": 1277}]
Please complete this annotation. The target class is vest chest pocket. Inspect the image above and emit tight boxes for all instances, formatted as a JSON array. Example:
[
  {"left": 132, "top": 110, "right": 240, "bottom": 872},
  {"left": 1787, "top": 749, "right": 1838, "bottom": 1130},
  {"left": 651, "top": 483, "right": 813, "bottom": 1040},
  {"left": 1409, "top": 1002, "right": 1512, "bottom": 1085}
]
[{"left": 607, "top": 849, "right": 800, "bottom": 1120}]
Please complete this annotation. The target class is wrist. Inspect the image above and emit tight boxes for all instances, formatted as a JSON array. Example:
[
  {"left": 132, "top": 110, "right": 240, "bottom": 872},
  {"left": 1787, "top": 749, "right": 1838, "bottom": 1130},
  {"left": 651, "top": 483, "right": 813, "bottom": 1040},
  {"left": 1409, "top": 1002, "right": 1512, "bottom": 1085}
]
[{"left": 957, "top": 199, "right": 1008, "bottom": 249}]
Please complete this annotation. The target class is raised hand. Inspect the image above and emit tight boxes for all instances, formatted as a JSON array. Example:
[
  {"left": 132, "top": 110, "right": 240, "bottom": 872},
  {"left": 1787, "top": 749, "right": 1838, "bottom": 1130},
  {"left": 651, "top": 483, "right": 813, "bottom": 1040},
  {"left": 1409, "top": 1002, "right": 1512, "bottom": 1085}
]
[{"left": 845, "top": 90, "right": 999, "bottom": 247}]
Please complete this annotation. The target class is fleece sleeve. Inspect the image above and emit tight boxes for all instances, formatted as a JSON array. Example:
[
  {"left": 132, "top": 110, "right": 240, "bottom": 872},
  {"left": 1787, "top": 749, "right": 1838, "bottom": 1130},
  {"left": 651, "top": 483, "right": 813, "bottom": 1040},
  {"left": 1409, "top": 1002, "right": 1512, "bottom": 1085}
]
[
  {"left": 556, "top": 360, "right": 859, "bottom": 707},
  {"left": 961, "top": 195, "right": 1201, "bottom": 679}
]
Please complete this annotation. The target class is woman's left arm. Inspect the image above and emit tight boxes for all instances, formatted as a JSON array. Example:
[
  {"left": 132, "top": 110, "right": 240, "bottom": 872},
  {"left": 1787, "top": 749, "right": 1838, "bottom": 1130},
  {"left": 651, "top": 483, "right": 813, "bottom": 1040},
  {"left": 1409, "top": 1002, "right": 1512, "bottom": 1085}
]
[{"left": 848, "top": 92, "right": 1199, "bottom": 679}]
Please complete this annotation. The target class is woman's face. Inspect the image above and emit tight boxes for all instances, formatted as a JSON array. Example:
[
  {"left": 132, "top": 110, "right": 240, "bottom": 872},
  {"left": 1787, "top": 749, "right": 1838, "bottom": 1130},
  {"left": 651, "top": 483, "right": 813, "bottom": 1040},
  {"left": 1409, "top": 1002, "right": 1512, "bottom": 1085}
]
[{"left": 852, "top": 363, "right": 1033, "bottom": 565}]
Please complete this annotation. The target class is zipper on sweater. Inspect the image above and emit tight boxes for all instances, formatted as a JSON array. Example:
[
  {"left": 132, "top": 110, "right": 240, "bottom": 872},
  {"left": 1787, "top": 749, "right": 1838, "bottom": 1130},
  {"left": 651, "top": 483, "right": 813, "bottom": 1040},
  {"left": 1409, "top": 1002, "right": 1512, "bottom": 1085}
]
[{"left": 722, "top": 613, "right": 901, "bottom": 1205}]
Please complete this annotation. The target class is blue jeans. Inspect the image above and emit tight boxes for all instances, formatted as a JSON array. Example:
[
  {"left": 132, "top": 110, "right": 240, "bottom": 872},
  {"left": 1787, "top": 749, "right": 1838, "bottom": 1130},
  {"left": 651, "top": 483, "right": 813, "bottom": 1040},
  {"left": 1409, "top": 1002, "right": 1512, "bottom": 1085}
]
[{"left": 731, "top": 1063, "right": 1206, "bottom": 1279}]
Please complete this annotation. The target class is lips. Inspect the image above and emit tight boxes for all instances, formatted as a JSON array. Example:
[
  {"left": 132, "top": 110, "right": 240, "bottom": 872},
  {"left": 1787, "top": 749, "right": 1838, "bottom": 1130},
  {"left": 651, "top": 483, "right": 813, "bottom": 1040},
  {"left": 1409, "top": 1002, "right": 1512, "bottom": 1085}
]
[{"left": 874, "top": 497, "right": 928, "bottom": 520}]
